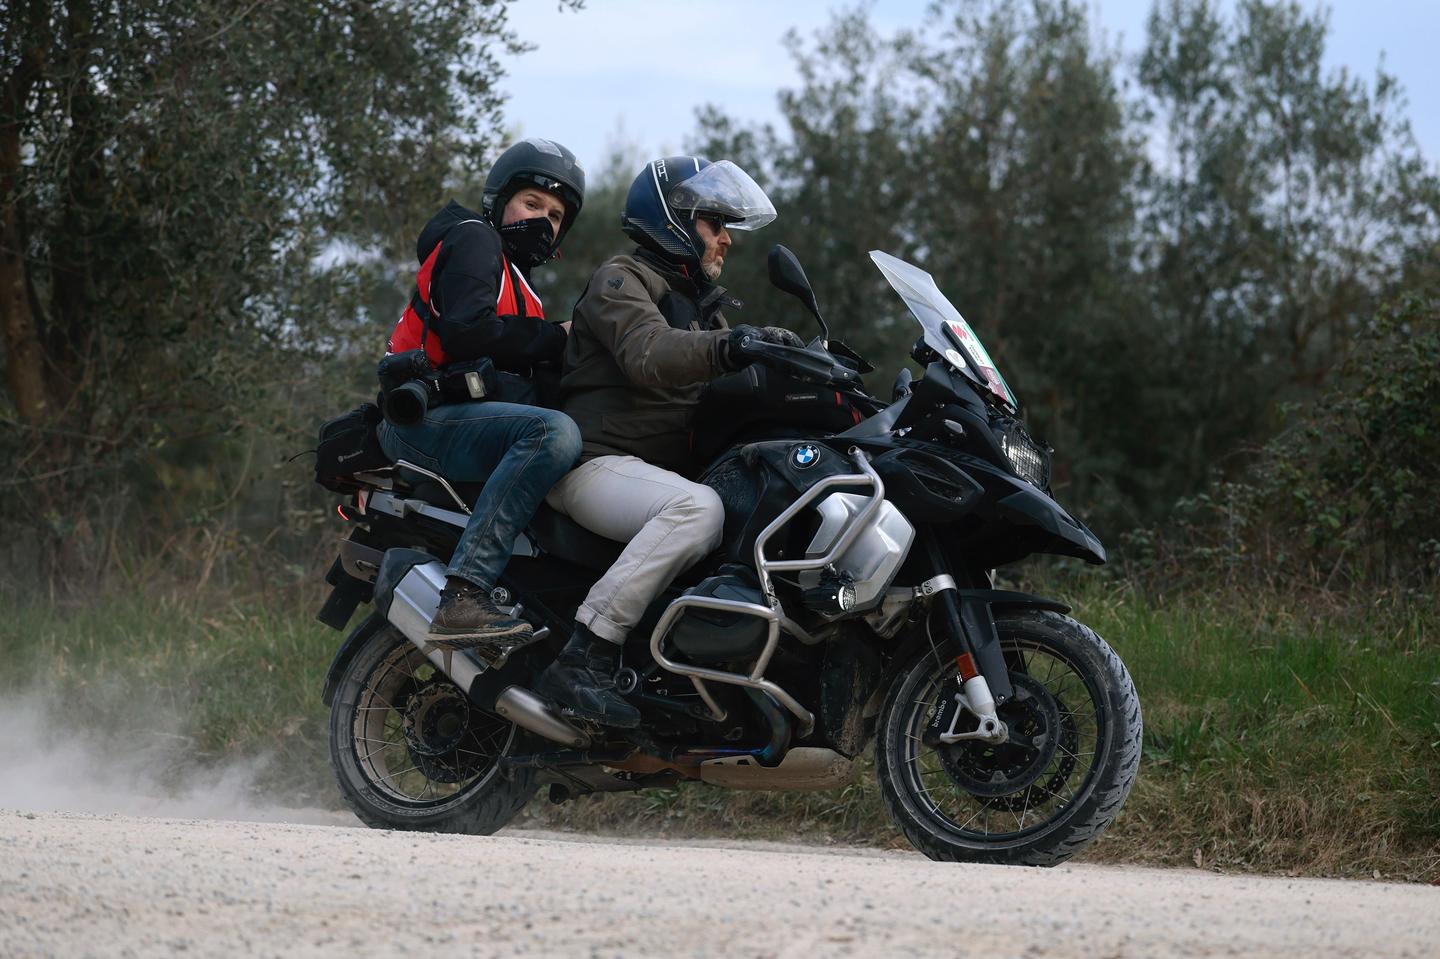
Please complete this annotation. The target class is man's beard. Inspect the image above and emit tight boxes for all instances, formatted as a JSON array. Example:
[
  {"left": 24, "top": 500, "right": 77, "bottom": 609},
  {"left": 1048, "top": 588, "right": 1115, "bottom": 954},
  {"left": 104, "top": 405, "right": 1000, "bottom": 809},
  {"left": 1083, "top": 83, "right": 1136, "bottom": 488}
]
[{"left": 700, "top": 260, "right": 722, "bottom": 281}]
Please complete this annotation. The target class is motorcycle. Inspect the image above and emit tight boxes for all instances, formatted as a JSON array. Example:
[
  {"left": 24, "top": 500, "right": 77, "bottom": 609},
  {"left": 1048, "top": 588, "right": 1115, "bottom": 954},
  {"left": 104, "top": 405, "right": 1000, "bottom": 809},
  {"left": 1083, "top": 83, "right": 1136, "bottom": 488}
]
[{"left": 314, "top": 246, "right": 1142, "bottom": 865}]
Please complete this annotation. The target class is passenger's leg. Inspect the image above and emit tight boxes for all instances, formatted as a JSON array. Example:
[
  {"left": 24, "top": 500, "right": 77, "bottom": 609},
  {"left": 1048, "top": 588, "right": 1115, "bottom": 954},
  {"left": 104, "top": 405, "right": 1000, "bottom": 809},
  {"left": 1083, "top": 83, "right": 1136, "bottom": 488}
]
[{"left": 379, "top": 402, "right": 582, "bottom": 653}]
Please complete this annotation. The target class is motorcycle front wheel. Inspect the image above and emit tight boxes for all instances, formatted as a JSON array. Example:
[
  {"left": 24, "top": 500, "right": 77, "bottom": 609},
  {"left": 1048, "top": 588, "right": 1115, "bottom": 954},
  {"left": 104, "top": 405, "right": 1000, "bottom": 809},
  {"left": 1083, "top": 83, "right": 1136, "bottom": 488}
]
[
  {"left": 876, "top": 609, "right": 1142, "bottom": 865},
  {"left": 328, "top": 615, "right": 536, "bottom": 833}
]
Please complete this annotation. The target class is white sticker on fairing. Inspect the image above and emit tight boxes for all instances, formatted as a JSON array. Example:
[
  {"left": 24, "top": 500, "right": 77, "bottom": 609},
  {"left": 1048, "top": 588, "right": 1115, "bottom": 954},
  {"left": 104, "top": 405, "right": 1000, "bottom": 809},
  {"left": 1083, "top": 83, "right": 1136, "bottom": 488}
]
[{"left": 945, "top": 348, "right": 967, "bottom": 369}]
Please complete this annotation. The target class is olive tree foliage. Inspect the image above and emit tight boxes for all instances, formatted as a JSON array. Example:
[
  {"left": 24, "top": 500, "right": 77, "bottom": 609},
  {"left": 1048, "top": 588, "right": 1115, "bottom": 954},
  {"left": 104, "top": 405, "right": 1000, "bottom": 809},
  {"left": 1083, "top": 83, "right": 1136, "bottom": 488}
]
[
  {"left": 1133, "top": 0, "right": 1439, "bottom": 513},
  {"left": 693, "top": 0, "right": 1438, "bottom": 532},
  {"left": 0, "top": 0, "right": 538, "bottom": 572}
]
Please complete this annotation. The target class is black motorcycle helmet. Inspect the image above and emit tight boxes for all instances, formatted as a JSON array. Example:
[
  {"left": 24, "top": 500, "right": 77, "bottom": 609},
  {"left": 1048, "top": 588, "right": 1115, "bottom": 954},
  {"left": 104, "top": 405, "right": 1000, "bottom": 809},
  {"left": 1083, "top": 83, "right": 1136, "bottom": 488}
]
[
  {"left": 620, "top": 156, "right": 776, "bottom": 272},
  {"left": 482, "top": 138, "right": 586, "bottom": 253}
]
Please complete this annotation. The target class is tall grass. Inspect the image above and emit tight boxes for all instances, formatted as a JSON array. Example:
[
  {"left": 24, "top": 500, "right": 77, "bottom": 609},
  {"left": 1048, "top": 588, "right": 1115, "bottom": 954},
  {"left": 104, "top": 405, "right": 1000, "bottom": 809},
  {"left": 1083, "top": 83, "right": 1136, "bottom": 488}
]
[
  {"left": 1079, "top": 584, "right": 1439, "bottom": 880},
  {"left": 2, "top": 593, "right": 337, "bottom": 804},
  {"left": 3, "top": 582, "right": 1436, "bottom": 880}
]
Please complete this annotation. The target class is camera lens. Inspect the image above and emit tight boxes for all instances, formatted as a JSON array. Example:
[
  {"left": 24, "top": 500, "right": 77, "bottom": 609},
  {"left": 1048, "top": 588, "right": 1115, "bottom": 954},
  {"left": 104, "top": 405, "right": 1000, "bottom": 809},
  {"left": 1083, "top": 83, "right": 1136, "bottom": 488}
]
[{"left": 382, "top": 381, "right": 430, "bottom": 426}]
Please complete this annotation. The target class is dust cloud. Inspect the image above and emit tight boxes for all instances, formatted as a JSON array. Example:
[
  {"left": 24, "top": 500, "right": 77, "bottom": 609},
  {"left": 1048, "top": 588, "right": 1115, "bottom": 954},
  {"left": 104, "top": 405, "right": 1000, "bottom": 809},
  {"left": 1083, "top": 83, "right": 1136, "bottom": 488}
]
[{"left": 0, "top": 690, "right": 354, "bottom": 826}]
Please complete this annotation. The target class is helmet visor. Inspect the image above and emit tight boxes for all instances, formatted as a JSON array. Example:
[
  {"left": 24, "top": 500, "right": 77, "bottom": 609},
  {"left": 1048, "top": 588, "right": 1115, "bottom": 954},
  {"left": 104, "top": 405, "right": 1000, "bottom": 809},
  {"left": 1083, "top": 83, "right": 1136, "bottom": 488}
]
[{"left": 668, "top": 160, "right": 777, "bottom": 231}]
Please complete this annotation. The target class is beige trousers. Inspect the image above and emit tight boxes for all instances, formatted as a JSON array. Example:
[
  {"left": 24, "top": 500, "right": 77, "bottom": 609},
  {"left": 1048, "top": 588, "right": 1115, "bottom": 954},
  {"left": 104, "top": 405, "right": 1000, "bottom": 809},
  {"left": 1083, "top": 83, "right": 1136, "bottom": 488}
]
[{"left": 545, "top": 455, "right": 724, "bottom": 644}]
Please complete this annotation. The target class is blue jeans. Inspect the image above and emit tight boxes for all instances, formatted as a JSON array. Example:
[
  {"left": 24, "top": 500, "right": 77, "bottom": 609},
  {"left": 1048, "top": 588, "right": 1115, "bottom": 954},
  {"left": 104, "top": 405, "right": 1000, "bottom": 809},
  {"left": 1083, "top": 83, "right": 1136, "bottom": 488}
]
[{"left": 377, "top": 402, "right": 582, "bottom": 588}]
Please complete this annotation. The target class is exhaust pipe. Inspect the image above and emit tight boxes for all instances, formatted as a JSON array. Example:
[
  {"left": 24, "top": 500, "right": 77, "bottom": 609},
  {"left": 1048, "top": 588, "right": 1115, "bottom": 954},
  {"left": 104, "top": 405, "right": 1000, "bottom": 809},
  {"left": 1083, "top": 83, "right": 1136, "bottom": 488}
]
[
  {"left": 375, "top": 549, "right": 589, "bottom": 748},
  {"left": 495, "top": 686, "right": 591, "bottom": 749},
  {"left": 380, "top": 555, "right": 490, "bottom": 695}
]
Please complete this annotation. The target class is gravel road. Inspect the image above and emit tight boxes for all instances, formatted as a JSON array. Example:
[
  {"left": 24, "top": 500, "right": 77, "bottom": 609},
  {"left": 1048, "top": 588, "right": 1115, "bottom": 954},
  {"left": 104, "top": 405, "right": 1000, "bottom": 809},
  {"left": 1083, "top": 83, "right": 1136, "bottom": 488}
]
[{"left": 2, "top": 809, "right": 1436, "bottom": 958}]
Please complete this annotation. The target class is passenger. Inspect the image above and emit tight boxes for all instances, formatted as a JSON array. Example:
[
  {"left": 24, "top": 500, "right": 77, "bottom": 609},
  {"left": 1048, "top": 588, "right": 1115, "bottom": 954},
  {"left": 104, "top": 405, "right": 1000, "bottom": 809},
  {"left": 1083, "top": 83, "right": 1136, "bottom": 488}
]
[
  {"left": 535, "top": 156, "right": 802, "bottom": 726},
  {"left": 379, "top": 138, "right": 585, "bottom": 659}
]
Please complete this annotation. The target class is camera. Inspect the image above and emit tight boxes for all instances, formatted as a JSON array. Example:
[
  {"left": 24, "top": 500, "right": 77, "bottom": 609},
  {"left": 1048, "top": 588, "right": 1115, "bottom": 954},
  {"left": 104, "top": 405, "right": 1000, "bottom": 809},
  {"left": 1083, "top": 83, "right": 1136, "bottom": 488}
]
[{"left": 376, "top": 349, "right": 440, "bottom": 426}]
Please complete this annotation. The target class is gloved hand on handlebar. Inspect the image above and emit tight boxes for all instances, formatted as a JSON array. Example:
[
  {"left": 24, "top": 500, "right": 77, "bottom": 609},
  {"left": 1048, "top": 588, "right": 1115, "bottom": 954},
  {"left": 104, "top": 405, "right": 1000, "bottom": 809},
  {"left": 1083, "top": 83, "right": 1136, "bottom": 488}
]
[{"left": 722, "top": 324, "right": 807, "bottom": 370}]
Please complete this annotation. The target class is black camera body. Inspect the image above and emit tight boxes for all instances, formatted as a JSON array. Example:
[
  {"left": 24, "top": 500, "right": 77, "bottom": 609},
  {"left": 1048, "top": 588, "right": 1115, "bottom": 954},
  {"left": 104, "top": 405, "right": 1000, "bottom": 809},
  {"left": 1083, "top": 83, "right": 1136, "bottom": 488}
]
[{"left": 376, "top": 349, "right": 441, "bottom": 426}]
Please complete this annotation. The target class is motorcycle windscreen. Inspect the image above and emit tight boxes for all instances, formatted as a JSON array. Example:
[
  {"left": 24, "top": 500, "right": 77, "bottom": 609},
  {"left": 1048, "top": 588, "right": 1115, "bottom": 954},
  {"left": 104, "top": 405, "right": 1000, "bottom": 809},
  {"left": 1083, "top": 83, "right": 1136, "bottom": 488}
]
[{"left": 868, "top": 250, "right": 1017, "bottom": 409}]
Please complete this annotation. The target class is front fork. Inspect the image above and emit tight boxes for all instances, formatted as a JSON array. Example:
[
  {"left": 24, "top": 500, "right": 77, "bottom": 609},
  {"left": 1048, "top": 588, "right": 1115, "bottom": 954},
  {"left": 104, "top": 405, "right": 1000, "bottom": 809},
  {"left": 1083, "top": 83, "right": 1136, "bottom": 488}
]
[{"left": 918, "top": 530, "right": 1012, "bottom": 745}]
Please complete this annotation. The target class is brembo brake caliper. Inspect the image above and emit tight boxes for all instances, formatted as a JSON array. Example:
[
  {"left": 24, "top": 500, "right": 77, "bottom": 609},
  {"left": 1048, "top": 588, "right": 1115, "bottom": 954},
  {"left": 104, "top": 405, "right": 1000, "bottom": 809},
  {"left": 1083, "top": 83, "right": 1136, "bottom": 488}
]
[{"left": 927, "top": 653, "right": 1008, "bottom": 745}]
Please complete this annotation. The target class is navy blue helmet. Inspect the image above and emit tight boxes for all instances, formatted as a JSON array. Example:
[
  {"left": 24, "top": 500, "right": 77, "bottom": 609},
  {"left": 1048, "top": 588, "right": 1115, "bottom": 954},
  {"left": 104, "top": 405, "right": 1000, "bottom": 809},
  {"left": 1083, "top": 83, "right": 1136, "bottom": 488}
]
[{"left": 621, "top": 156, "right": 776, "bottom": 270}]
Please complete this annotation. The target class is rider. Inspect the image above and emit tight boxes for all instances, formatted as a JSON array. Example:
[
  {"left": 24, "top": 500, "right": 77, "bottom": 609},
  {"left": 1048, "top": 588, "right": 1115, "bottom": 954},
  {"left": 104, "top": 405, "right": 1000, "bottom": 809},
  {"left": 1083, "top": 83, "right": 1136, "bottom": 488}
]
[
  {"left": 535, "top": 156, "right": 803, "bottom": 726},
  {"left": 380, "top": 138, "right": 585, "bottom": 657}
]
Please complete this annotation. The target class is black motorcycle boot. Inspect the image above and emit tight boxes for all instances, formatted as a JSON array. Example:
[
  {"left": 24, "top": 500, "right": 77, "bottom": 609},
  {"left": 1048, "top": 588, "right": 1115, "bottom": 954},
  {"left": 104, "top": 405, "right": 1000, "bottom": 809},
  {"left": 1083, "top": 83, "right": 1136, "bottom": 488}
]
[
  {"left": 427, "top": 577, "right": 534, "bottom": 660},
  {"left": 534, "top": 624, "right": 641, "bottom": 729}
]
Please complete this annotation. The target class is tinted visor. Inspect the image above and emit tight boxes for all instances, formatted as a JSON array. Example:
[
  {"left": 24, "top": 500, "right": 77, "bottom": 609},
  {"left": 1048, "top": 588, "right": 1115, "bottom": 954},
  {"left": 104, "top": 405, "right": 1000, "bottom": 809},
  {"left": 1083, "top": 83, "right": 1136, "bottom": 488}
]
[{"left": 667, "top": 160, "right": 777, "bottom": 231}]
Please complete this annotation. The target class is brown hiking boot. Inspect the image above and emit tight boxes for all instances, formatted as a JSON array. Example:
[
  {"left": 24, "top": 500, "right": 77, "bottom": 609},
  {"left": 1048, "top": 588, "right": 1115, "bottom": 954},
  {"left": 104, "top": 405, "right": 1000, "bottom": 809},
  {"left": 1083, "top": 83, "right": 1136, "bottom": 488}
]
[{"left": 427, "top": 579, "right": 534, "bottom": 656}]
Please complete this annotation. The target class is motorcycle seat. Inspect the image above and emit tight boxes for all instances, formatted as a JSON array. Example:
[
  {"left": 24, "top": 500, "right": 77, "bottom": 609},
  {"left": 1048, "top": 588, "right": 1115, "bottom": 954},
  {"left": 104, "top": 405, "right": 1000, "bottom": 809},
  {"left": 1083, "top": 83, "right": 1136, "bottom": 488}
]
[
  {"left": 528, "top": 505, "right": 626, "bottom": 570},
  {"left": 398, "top": 469, "right": 627, "bottom": 570}
]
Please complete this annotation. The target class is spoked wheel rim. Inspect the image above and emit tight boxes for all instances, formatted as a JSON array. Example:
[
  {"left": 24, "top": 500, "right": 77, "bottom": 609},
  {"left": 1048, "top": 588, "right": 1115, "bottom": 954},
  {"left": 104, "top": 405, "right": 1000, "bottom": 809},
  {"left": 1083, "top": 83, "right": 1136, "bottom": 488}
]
[
  {"left": 900, "top": 635, "right": 1105, "bottom": 843},
  {"left": 351, "top": 639, "right": 515, "bottom": 808}
]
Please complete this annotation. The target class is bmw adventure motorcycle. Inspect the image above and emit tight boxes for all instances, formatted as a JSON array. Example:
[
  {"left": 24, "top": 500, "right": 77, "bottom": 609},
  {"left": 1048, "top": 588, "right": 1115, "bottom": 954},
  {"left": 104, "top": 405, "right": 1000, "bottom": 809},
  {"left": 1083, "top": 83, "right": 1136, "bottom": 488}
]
[{"left": 315, "top": 247, "right": 1142, "bottom": 865}]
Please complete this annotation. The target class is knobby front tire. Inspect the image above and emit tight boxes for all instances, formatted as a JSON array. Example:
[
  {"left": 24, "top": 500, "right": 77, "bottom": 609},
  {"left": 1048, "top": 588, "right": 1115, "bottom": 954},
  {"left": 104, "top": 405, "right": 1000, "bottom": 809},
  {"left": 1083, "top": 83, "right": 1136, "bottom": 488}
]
[{"left": 876, "top": 610, "right": 1142, "bottom": 865}]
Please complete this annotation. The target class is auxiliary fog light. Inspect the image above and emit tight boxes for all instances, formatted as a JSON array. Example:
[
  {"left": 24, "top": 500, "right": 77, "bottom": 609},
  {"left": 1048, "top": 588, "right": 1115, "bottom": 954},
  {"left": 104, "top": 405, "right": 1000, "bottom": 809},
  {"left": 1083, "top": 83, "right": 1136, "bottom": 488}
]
[{"left": 802, "top": 576, "right": 858, "bottom": 615}]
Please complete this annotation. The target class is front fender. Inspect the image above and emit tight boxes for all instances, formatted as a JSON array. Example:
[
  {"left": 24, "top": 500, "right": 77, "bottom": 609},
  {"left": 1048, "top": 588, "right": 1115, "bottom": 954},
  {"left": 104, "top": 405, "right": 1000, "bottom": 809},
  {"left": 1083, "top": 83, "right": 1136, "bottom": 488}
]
[{"left": 868, "top": 588, "right": 1074, "bottom": 714}]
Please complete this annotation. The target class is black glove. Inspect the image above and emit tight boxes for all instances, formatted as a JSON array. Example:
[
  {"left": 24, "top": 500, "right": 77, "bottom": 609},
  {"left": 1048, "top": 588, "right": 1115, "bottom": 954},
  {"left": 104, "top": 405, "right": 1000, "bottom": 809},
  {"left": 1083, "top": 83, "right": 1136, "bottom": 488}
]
[
  {"left": 757, "top": 325, "right": 805, "bottom": 347},
  {"left": 722, "top": 325, "right": 761, "bottom": 371},
  {"left": 722, "top": 324, "right": 807, "bottom": 371}
]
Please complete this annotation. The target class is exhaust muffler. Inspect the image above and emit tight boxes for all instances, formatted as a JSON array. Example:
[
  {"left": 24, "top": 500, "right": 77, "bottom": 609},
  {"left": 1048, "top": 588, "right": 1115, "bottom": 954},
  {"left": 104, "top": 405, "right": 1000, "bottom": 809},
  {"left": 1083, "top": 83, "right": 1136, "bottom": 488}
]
[
  {"left": 376, "top": 552, "right": 489, "bottom": 694},
  {"left": 374, "top": 549, "right": 590, "bottom": 748}
]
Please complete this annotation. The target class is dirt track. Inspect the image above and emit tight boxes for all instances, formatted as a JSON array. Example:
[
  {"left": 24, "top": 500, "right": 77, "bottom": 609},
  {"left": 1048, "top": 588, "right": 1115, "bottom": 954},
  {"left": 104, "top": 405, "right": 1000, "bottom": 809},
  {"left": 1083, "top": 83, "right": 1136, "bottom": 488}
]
[{"left": 2, "top": 810, "right": 1437, "bottom": 958}]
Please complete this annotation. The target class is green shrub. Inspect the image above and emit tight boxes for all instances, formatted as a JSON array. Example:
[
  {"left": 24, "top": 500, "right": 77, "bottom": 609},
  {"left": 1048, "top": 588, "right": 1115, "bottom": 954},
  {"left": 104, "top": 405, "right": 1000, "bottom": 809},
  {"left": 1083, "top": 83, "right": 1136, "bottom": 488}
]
[{"left": 1131, "top": 295, "right": 1440, "bottom": 594}]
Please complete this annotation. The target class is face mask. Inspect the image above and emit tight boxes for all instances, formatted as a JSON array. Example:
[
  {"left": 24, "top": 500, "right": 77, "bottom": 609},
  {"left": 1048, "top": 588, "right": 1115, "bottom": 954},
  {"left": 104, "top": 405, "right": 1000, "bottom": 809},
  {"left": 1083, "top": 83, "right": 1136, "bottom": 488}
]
[{"left": 498, "top": 217, "right": 556, "bottom": 268}]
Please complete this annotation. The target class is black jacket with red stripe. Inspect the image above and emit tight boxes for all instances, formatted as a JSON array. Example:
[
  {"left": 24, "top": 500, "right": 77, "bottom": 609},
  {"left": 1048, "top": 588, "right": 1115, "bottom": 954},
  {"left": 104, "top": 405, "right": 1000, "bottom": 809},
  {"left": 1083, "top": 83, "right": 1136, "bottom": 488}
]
[{"left": 386, "top": 200, "right": 562, "bottom": 372}]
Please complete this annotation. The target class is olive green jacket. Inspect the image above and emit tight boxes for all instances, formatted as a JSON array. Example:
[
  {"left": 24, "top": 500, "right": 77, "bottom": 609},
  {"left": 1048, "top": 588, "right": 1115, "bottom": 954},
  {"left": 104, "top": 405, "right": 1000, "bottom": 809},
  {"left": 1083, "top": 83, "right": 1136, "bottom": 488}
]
[{"left": 559, "top": 250, "right": 738, "bottom": 474}]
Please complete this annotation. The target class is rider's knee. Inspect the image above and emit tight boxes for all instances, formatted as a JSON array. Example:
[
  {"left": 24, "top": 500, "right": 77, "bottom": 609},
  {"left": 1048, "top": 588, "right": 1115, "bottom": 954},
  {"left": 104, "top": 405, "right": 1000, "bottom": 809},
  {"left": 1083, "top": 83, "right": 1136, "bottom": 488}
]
[{"left": 687, "top": 485, "right": 725, "bottom": 551}]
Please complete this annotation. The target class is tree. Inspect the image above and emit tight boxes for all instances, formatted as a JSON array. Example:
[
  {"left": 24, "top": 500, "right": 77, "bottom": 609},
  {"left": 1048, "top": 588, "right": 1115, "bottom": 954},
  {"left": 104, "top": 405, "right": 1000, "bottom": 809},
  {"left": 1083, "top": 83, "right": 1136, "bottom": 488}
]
[
  {"left": 0, "top": 0, "right": 536, "bottom": 573},
  {"left": 1133, "top": 0, "right": 1440, "bottom": 513}
]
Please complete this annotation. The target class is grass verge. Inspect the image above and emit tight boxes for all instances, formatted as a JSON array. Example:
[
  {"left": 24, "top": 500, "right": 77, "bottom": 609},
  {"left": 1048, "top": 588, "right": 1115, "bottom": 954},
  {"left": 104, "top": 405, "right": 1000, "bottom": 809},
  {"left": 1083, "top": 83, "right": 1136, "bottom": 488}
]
[{"left": 3, "top": 582, "right": 1436, "bottom": 881}]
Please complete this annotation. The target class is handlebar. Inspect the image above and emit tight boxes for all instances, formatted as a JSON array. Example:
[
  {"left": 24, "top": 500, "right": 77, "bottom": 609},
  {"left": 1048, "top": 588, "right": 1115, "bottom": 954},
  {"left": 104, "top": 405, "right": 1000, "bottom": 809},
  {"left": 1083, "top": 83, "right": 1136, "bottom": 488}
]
[{"left": 735, "top": 335, "right": 862, "bottom": 387}]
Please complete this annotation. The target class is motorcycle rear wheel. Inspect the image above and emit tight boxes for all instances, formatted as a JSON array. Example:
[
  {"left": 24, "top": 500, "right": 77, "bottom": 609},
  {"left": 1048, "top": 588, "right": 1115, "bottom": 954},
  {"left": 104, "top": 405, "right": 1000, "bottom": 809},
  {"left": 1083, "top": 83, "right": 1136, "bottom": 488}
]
[
  {"left": 875, "top": 609, "right": 1141, "bottom": 865},
  {"left": 328, "top": 618, "right": 536, "bottom": 833}
]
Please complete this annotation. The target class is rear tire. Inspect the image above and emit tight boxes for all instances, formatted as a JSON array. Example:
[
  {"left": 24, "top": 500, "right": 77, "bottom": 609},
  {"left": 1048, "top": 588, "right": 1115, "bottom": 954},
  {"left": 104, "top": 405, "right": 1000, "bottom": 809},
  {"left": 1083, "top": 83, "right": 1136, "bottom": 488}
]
[
  {"left": 328, "top": 617, "right": 536, "bottom": 834},
  {"left": 876, "top": 609, "right": 1141, "bottom": 865}
]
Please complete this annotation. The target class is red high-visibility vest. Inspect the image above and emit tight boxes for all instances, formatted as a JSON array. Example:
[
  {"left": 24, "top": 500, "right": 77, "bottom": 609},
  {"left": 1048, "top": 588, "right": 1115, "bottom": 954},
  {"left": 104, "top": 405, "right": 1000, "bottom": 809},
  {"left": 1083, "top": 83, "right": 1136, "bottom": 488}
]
[{"left": 386, "top": 221, "right": 545, "bottom": 366}]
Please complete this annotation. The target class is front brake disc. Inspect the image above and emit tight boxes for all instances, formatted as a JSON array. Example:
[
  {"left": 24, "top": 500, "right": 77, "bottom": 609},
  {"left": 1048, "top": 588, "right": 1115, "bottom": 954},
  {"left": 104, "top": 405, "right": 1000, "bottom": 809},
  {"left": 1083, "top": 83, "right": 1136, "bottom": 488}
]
[{"left": 937, "top": 672, "right": 1060, "bottom": 799}]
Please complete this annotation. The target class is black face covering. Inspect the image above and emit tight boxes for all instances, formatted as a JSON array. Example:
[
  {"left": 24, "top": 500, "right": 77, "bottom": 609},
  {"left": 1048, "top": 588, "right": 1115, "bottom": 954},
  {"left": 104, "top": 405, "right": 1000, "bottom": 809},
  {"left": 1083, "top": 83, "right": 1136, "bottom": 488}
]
[{"left": 498, "top": 217, "right": 557, "bottom": 269}]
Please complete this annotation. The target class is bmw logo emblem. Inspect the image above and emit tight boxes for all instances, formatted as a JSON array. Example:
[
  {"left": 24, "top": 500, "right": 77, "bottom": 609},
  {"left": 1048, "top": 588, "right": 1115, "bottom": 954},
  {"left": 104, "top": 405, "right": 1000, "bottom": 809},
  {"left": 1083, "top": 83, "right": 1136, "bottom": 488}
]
[{"left": 792, "top": 444, "right": 821, "bottom": 469}]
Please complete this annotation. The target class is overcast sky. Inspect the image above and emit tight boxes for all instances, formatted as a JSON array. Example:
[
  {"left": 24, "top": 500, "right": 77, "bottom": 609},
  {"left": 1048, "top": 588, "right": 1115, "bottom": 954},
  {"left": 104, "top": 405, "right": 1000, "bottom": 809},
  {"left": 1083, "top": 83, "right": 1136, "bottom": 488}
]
[{"left": 501, "top": 0, "right": 1438, "bottom": 176}]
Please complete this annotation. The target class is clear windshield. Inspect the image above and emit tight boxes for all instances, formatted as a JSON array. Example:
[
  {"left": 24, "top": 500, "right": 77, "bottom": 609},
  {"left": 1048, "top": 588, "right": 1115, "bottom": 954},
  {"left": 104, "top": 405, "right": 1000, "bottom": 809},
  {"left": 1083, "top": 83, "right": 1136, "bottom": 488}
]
[
  {"left": 667, "top": 160, "right": 777, "bottom": 231},
  {"left": 869, "top": 250, "right": 1017, "bottom": 409}
]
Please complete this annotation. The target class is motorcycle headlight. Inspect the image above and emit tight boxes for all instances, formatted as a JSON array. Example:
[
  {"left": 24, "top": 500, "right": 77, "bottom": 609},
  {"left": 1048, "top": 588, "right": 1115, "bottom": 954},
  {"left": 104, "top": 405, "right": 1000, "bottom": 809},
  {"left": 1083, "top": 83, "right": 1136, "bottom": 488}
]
[{"left": 999, "top": 423, "right": 1051, "bottom": 489}]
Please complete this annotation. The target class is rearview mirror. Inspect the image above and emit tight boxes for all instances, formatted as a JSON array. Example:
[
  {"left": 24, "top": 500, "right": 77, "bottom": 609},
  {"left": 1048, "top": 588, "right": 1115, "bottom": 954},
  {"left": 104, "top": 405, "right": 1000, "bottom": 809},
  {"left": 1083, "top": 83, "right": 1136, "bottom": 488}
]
[{"left": 767, "top": 245, "right": 830, "bottom": 342}]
